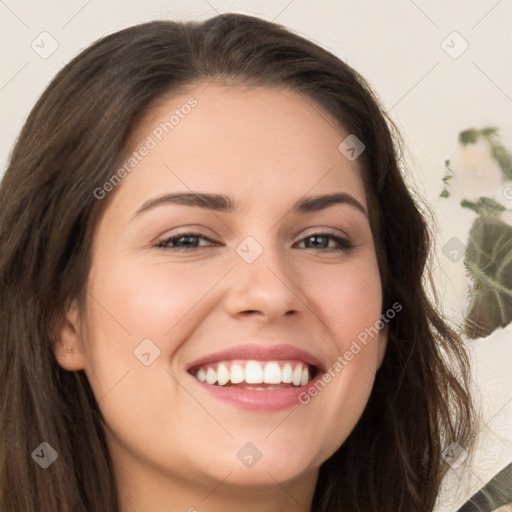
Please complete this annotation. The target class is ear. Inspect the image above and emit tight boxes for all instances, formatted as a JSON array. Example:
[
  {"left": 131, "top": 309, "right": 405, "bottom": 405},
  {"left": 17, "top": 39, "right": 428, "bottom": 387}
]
[
  {"left": 376, "top": 324, "right": 389, "bottom": 369},
  {"left": 53, "top": 299, "right": 86, "bottom": 371}
]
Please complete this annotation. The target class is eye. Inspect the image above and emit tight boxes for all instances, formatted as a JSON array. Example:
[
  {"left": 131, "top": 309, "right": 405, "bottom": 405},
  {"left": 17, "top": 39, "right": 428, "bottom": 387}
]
[
  {"left": 154, "top": 231, "right": 353, "bottom": 252},
  {"left": 155, "top": 232, "right": 219, "bottom": 250},
  {"left": 294, "top": 233, "right": 354, "bottom": 252}
]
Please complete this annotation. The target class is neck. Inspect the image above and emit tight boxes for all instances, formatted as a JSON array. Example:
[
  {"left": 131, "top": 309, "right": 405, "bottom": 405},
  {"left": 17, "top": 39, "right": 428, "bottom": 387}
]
[{"left": 115, "top": 452, "right": 317, "bottom": 512}]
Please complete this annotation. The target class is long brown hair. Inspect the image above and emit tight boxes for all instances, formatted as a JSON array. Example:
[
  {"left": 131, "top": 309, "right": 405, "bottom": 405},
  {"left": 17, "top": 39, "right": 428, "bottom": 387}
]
[{"left": 0, "top": 13, "right": 476, "bottom": 511}]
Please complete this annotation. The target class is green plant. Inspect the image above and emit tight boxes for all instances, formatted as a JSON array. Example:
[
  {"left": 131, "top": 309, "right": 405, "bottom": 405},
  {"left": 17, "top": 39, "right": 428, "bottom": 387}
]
[{"left": 441, "top": 127, "right": 512, "bottom": 339}]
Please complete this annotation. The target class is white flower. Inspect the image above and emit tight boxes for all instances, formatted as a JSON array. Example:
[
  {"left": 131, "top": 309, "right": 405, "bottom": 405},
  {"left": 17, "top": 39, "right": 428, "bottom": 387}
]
[{"left": 448, "top": 139, "right": 503, "bottom": 200}]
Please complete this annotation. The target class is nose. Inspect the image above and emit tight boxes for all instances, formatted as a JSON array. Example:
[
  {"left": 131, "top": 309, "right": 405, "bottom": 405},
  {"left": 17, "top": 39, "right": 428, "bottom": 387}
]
[{"left": 222, "top": 240, "right": 306, "bottom": 323}]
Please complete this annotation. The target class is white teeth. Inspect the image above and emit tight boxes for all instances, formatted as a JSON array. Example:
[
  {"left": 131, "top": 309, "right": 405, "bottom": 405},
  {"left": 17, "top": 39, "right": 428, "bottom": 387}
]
[
  {"left": 263, "top": 361, "right": 282, "bottom": 384},
  {"left": 230, "top": 363, "right": 244, "bottom": 384},
  {"left": 193, "top": 360, "right": 314, "bottom": 387},
  {"left": 300, "top": 366, "right": 309, "bottom": 386},
  {"left": 217, "top": 363, "right": 230, "bottom": 386},
  {"left": 292, "top": 364, "right": 303, "bottom": 386},
  {"left": 205, "top": 367, "right": 217, "bottom": 385},
  {"left": 245, "top": 360, "right": 264, "bottom": 384},
  {"left": 282, "top": 363, "right": 293, "bottom": 383}
]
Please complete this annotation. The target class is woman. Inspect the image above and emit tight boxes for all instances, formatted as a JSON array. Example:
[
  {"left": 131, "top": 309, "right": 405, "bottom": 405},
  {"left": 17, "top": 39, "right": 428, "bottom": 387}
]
[{"left": 0, "top": 13, "right": 476, "bottom": 512}]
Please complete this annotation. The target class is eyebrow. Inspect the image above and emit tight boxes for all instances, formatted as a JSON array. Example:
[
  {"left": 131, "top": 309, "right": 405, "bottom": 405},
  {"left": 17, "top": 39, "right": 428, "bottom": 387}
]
[{"left": 133, "top": 191, "right": 367, "bottom": 218}]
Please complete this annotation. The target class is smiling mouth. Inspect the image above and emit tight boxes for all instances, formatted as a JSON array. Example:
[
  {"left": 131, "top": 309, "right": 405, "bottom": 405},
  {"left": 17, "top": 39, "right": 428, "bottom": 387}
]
[{"left": 189, "top": 360, "right": 318, "bottom": 389}]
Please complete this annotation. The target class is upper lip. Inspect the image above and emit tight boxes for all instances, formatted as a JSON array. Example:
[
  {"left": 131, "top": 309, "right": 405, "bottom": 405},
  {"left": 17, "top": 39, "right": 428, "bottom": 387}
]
[{"left": 186, "top": 343, "right": 325, "bottom": 372}]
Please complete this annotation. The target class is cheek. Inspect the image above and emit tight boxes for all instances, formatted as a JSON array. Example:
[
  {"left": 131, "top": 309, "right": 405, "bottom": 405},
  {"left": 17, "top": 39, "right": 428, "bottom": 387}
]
[
  {"left": 80, "top": 255, "right": 231, "bottom": 394},
  {"left": 292, "top": 255, "right": 383, "bottom": 449},
  {"left": 297, "top": 254, "right": 383, "bottom": 349},
  {"left": 86, "top": 254, "right": 227, "bottom": 339}
]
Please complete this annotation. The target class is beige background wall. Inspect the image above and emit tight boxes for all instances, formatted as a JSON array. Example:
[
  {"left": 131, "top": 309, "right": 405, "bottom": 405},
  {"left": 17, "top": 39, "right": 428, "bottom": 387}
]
[{"left": 1, "top": 1, "right": 511, "bottom": 509}]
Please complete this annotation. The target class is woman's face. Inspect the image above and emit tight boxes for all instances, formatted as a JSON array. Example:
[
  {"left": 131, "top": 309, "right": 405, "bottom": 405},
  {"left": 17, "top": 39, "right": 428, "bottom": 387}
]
[{"left": 57, "top": 83, "right": 387, "bottom": 504}]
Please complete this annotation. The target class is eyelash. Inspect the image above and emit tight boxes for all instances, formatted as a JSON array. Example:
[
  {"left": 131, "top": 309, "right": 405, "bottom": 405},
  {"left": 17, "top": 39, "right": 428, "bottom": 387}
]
[{"left": 155, "top": 232, "right": 354, "bottom": 252}]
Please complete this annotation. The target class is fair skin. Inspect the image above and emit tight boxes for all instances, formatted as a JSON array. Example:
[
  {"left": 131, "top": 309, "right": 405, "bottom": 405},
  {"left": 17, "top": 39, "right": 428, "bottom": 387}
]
[{"left": 55, "top": 83, "right": 387, "bottom": 512}]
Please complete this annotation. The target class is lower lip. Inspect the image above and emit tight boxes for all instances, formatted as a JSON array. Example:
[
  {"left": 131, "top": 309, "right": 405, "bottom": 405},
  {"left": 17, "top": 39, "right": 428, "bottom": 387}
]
[{"left": 187, "top": 373, "right": 323, "bottom": 411}]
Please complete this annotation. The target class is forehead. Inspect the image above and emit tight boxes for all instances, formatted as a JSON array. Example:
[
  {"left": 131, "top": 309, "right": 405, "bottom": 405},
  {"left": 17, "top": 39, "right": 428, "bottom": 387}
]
[{"left": 111, "top": 83, "right": 367, "bottom": 212}]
